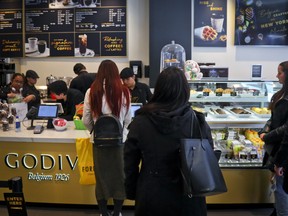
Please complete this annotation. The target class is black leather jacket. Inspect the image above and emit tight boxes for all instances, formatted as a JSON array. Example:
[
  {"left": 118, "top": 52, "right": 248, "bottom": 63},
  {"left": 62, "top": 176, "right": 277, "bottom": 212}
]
[{"left": 259, "top": 94, "right": 288, "bottom": 166}]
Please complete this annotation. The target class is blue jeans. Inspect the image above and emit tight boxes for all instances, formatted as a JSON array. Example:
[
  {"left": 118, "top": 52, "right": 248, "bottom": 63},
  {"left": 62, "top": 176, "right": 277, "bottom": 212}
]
[{"left": 275, "top": 175, "right": 288, "bottom": 216}]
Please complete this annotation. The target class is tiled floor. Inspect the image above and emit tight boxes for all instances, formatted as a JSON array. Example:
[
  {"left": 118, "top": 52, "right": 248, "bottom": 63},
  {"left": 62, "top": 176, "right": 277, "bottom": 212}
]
[{"left": 0, "top": 204, "right": 273, "bottom": 216}]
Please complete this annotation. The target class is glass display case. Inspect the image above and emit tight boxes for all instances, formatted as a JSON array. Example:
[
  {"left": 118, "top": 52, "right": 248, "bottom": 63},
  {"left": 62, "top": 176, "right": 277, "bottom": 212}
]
[
  {"left": 188, "top": 80, "right": 280, "bottom": 168},
  {"left": 160, "top": 40, "right": 186, "bottom": 72}
]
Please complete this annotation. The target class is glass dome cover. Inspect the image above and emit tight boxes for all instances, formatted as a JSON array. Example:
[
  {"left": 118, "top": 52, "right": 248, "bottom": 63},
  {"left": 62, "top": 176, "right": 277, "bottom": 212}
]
[{"left": 160, "top": 40, "right": 186, "bottom": 72}]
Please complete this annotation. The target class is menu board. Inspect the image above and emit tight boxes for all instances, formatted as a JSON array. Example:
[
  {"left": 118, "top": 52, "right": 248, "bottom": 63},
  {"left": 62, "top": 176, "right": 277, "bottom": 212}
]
[
  {"left": 235, "top": 0, "right": 288, "bottom": 46},
  {"left": 0, "top": 0, "right": 23, "bottom": 57},
  {"left": 0, "top": 0, "right": 126, "bottom": 58},
  {"left": 194, "top": 0, "right": 227, "bottom": 47}
]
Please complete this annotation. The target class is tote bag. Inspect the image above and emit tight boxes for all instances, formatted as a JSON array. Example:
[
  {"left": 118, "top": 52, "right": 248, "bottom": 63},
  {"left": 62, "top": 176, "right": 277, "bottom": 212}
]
[
  {"left": 180, "top": 111, "right": 227, "bottom": 197},
  {"left": 75, "top": 138, "right": 96, "bottom": 185}
]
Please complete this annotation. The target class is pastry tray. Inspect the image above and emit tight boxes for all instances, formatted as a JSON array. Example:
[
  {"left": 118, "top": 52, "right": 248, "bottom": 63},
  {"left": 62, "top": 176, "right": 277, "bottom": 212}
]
[
  {"left": 249, "top": 110, "right": 271, "bottom": 118},
  {"left": 224, "top": 107, "right": 252, "bottom": 118},
  {"left": 207, "top": 107, "right": 228, "bottom": 118}
]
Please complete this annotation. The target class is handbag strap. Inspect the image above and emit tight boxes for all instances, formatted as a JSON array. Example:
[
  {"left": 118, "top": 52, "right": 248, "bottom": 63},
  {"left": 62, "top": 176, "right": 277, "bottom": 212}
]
[{"left": 190, "top": 110, "right": 203, "bottom": 140}]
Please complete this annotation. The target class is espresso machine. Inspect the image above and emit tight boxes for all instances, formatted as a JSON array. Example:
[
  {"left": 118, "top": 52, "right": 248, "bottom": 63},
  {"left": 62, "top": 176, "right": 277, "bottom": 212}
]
[{"left": 0, "top": 59, "right": 15, "bottom": 87}]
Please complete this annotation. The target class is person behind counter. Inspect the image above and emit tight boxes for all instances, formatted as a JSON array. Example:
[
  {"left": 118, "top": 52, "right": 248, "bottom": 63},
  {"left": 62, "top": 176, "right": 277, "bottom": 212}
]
[
  {"left": 22, "top": 70, "right": 41, "bottom": 110},
  {"left": 124, "top": 66, "right": 213, "bottom": 216},
  {"left": 82, "top": 60, "right": 131, "bottom": 216},
  {"left": 259, "top": 61, "right": 288, "bottom": 216},
  {"left": 69, "top": 63, "right": 96, "bottom": 95},
  {"left": 120, "top": 67, "right": 152, "bottom": 105},
  {"left": 0, "top": 73, "right": 25, "bottom": 103},
  {"left": 48, "top": 80, "right": 84, "bottom": 121}
]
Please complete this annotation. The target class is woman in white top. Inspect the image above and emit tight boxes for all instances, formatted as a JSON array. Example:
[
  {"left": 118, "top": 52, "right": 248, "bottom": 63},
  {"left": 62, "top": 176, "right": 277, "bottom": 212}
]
[{"left": 83, "top": 59, "right": 131, "bottom": 216}]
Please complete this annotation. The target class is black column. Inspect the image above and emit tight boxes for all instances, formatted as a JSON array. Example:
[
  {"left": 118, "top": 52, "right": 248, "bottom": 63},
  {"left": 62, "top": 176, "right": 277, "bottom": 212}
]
[{"left": 149, "top": 0, "right": 192, "bottom": 87}]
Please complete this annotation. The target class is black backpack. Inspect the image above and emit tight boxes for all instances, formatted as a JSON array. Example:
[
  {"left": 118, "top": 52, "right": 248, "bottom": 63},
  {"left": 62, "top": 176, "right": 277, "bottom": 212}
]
[{"left": 92, "top": 114, "right": 123, "bottom": 147}]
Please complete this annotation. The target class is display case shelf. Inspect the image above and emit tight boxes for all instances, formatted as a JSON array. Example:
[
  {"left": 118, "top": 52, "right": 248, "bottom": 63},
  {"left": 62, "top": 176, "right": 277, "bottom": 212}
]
[{"left": 188, "top": 80, "right": 276, "bottom": 168}]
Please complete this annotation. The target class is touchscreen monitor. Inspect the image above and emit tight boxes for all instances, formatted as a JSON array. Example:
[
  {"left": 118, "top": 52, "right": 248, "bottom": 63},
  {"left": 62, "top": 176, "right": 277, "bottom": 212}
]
[
  {"left": 37, "top": 105, "right": 58, "bottom": 119},
  {"left": 41, "top": 102, "right": 64, "bottom": 114},
  {"left": 131, "top": 103, "right": 142, "bottom": 118}
]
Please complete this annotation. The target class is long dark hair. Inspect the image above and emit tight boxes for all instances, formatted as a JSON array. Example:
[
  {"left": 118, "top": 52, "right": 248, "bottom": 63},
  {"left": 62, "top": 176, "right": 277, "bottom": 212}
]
[
  {"left": 140, "top": 66, "right": 190, "bottom": 113},
  {"left": 89, "top": 60, "right": 130, "bottom": 118},
  {"left": 269, "top": 61, "right": 288, "bottom": 111}
]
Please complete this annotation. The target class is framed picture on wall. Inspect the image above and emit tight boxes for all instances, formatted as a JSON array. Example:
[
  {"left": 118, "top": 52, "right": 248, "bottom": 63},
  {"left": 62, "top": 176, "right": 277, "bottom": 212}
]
[
  {"left": 235, "top": 0, "right": 288, "bottom": 46},
  {"left": 193, "top": 0, "right": 227, "bottom": 47}
]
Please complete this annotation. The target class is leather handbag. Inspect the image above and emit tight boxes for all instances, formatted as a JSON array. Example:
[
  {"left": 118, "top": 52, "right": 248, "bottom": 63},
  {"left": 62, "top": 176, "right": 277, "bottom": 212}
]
[{"left": 179, "top": 111, "right": 227, "bottom": 197}]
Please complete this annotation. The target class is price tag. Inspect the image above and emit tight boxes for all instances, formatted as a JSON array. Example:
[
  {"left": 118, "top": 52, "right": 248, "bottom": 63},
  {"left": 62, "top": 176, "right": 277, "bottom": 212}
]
[
  {"left": 203, "top": 92, "right": 209, "bottom": 97},
  {"left": 216, "top": 92, "right": 223, "bottom": 96},
  {"left": 230, "top": 92, "right": 237, "bottom": 97}
]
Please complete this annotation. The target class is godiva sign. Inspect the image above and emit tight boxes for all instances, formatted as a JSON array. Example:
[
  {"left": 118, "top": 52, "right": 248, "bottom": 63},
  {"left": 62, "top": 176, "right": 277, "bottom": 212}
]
[
  {"left": 5, "top": 153, "right": 78, "bottom": 170},
  {"left": 3, "top": 152, "right": 93, "bottom": 183}
]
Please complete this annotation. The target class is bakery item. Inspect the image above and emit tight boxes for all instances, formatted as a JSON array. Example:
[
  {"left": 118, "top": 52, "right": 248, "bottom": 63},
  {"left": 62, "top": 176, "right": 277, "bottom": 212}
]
[{"left": 195, "top": 26, "right": 218, "bottom": 41}]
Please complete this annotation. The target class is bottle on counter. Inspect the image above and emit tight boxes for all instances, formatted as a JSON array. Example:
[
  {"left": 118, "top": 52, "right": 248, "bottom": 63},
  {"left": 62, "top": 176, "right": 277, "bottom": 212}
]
[{"left": 15, "top": 116, "right": 21, "bottom": 132}]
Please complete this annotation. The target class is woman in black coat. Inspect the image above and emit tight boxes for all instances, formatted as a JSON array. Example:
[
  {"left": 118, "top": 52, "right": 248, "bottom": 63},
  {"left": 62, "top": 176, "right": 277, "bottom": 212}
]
[
  {"left": 259, "top": 61, "right": 288, "bottom": 215},
  {"left": 124, "top": 66, "right": 213, "bottom": 216}
]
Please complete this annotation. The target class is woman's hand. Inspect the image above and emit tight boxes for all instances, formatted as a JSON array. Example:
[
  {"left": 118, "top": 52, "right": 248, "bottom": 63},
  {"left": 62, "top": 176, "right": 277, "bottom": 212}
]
[
  {"left": 274, "top": 165, "right": 284, "bottom": 176},
  {"left": 7, "top": 93, "right": 16, "bottom": 98},
  {"left": 259, "top": 133, "right": 265, "bottom": 140}
]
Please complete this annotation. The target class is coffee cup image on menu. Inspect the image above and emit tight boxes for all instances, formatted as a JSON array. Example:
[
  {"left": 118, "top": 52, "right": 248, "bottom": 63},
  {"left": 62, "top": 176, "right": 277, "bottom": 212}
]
[
  {"left": 38, "top": 40, "right": 47, "bottom": 54},
  {"left": 28, "top": 37, "right": 38, "bottom": 51},
  {"left": 211, "top": 13, "right": 224, "bottom": 33}
]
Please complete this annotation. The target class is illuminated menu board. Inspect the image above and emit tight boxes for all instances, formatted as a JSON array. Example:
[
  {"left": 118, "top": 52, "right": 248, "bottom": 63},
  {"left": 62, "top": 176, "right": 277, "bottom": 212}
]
[
  {"left": 0, "top": 0, "right": 23, "bottom": 57},
  {"left": 235, "top": 0, "right": 288, "bottom": 46},
  {"left": 0, "top": 0, "right": 126, "bottom": 58}
]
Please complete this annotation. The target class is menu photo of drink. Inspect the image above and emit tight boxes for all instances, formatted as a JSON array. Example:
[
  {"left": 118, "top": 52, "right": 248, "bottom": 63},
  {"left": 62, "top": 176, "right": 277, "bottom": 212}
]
[
  {"left": 25, "top": 34, "right": 50, "bottom": 57},
  {"left": 235, "top": 0, "right": 288, "bottom": 46},
  {"left": 193, "top": 0, "right": 227, "bottom": 47},
  {"left": 75, "top": 33, "right": 100, "bottom": 57}
]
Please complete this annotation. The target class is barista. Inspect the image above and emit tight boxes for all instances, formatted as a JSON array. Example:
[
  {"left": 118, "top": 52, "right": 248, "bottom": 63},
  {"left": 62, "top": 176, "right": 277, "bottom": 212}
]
[
  {"left": 22, "top": 70, "right": 41, "bottom": 110},
  {"left": 48, "top": 80, "right": 84, "bottom": 121},
  {"left": 120, "top": 67, "right": 152, "bottom": 105},
  {"left": 0, "top": 73, "right": 25, "bottom": 103},
  {"left": 69, "top": 63, "right": 95, "bottom": 95}
]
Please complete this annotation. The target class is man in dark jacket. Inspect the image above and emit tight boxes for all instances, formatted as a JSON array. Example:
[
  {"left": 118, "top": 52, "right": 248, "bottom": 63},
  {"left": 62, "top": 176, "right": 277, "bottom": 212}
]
[
  {"left": 22, "top": 70, "right": 41, "bottom": 110},
  {"left": 69, "top": 63, "right": 95, "bottom": 95},
  {"left": 120, "top": 67, "right": 152, "bottom": 105},
  {"left": 49, "top": 80, "right": 84, "bottom": 121}
]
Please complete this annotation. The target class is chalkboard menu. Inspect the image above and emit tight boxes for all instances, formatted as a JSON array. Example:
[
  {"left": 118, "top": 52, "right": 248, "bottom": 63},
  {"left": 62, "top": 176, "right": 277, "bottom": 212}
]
[
  {"left": 235, "top": 0, "right": 288, "bottom": 46},
  {"left": 0, "top": 0, "right": 23, "bottom": 57},
  {"left": 0, "top": 0, "right": 127, "bottom": 57}
]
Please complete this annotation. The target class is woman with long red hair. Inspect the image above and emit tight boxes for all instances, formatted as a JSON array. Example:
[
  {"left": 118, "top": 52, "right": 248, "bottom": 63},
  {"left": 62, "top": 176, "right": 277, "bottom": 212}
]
[{"left": 83, "top": 59, "right": 132, "bottom": 216}]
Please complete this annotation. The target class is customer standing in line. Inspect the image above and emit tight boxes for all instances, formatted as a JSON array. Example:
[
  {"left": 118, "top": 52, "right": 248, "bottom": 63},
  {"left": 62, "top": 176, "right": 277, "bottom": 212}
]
[
  {"left": 259, "top": 61, "right": 288, "bottom": 216},
  {"left": 124, "top": 66, "right": 213, "bottom": 216},
  {"left": 82, "top": 60, "right": 132, "bottom": 216},
  {"left": 120, "top": 67, "right": 152, "bottom": 105}
]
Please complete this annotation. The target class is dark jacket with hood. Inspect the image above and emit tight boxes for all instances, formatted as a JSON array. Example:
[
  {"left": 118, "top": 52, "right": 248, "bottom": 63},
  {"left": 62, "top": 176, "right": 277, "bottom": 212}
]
[{"left": 124, "top": 104, "right": 213, "bottom": 216}]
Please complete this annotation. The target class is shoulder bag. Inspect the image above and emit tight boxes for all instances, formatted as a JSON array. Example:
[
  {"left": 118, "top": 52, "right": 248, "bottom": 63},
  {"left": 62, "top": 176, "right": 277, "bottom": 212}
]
[{"left": 180, "top": 111, "right": 227, "bottom": 197}]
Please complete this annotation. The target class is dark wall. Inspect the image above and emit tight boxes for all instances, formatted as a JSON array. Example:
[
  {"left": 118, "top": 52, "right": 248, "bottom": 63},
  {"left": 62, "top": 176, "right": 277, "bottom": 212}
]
[{"left": 149, "top": 0, "right": 192, "bottom": 87}]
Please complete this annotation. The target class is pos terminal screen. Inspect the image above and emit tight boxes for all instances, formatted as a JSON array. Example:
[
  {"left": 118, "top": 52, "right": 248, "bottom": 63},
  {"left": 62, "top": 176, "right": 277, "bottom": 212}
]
[{"left": 37, "top": 105, "right": 58, "bottom": 119}]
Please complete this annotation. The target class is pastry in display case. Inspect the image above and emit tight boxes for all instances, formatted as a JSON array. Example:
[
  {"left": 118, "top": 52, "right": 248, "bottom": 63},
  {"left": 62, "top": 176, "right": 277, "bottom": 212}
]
[
  {"left": 188, "top": 80, "right": 278, "bottom": 167},
  {"left": 160, "top": 40, "right": 186, "bottom": 72}
]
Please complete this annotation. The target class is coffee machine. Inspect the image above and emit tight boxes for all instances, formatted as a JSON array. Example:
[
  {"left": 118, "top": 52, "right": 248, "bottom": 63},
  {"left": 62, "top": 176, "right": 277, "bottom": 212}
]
[{"left": 0, "top": 59, "right": 15, "bottom": 87}]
